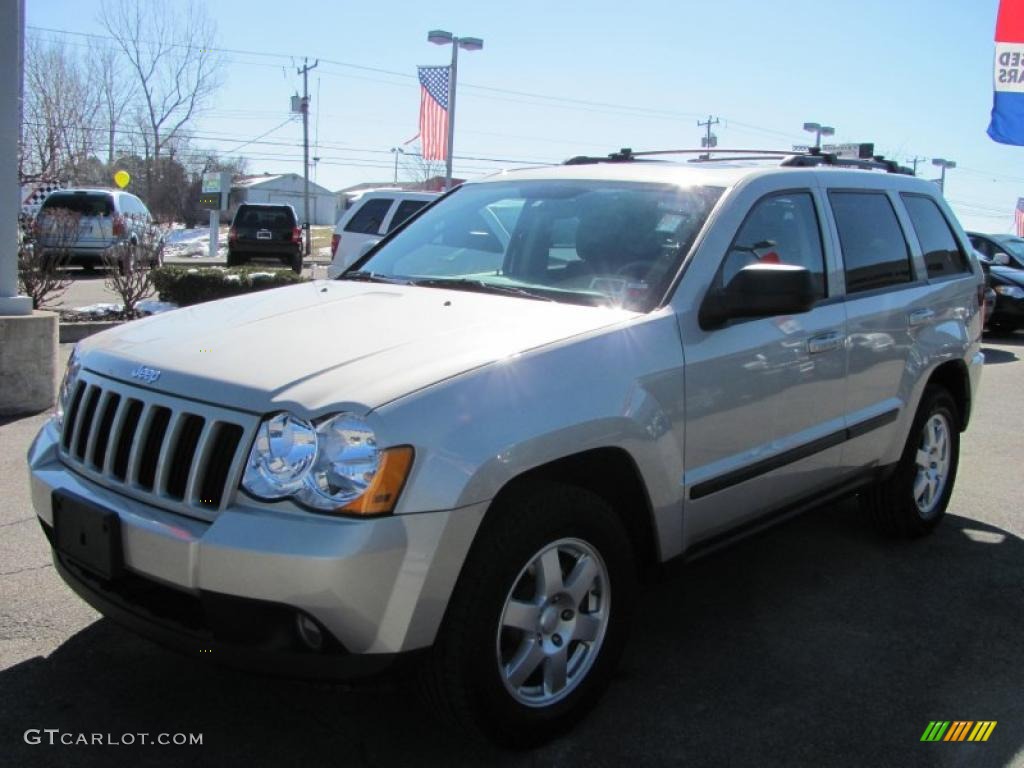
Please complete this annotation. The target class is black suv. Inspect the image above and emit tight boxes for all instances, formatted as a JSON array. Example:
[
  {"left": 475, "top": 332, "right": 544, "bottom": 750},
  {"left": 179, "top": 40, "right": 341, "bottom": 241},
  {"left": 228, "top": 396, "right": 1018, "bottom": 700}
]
[{"left": 228, "top": 203, "right": 302, "bottom": 273}]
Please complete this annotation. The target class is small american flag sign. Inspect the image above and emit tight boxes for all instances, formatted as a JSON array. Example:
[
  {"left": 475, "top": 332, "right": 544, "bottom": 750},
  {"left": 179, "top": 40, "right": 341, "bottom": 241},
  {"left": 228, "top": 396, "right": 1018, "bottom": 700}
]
[{"left": 1015, "top": 198, "right": 1024, "bottom": 236}]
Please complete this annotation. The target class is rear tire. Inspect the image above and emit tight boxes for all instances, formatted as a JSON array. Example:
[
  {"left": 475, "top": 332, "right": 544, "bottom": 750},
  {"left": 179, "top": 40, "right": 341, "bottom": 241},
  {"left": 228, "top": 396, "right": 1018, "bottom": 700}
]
[
  {"left": 861, "top": 385, "right": 960, "bottom": 537},
  {"left": 226, "top": 251, "right": 245, "bottom": 268},
  {"left": 421, "top": 483, "right": 636, "bottom": 748},
  {"left": 289, "top": 252, "right": 303, "bottom": 275}
]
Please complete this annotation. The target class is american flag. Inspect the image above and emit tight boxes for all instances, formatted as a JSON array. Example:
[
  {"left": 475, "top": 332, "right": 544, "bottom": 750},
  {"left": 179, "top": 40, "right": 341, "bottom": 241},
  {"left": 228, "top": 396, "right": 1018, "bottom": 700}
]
[
  {"left": 418, "top": 66, "right": 450, "bottom": 161},
  {"left": 1016, "top": 198, "right": 1024, "bottom": 237}
]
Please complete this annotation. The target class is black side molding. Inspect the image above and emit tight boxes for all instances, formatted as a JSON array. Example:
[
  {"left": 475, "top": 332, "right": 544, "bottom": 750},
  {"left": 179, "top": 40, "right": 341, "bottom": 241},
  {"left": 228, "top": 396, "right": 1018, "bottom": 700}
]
[{"left": 689, "top": 408, "right": 899, "bottom": 500}]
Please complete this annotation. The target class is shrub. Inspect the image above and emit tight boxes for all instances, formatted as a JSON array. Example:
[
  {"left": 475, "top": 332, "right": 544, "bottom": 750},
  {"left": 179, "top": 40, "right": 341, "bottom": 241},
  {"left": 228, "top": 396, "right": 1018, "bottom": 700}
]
[
  {"left": 150, "top": 266, "right": 308, "bottom": 307},
  {"left": 18, "top": 209, "right": 80, "bottom": 309}
]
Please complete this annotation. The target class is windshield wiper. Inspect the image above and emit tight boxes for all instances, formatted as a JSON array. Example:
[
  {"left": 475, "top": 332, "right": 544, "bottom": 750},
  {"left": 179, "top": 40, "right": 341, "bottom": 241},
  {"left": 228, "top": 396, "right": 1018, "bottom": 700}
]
[
  {"left": 340, "top": 271, "right": 409, "bottom": 284},
  {"left": 405, "top": 277, "right": 556, "bottom": 302}
]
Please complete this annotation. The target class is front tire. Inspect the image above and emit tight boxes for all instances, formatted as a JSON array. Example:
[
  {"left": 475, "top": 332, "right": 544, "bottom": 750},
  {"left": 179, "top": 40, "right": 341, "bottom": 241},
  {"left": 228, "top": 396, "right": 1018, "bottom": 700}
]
[
  {"left": 861, "top": 385, "right": 960, "bottom": 537},
  {"left": 423, "top": 483, "right": 636, "bottom": 747}
]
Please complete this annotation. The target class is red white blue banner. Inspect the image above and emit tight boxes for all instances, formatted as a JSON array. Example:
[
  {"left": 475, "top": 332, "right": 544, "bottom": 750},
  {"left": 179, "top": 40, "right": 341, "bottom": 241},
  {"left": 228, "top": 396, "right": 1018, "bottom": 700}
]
[{"left": 989, "top": 0, "right": 1024, "bottom": 144}]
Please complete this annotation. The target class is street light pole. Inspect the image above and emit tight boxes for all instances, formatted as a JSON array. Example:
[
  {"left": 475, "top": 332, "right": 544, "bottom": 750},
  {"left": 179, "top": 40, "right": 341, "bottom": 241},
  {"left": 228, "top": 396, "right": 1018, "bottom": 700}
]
[
  {"left": 391, "top": 147, "right": 405, "bottom": 184},
  {"left": 803, "top": 121, "right": 835, "bottom": 150},
  {"left": 932, "top": 158, "right": 956, "bottom": 194},
  {"left": 428, "top": 30, "right": 483, "bottom": 191}
]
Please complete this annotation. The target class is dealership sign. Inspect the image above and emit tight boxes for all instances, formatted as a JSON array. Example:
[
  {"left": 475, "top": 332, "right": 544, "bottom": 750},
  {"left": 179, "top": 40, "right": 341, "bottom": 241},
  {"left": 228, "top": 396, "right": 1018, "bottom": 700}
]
[{"left": 989, "top": 0, "right": 1024, "bottom": 144}]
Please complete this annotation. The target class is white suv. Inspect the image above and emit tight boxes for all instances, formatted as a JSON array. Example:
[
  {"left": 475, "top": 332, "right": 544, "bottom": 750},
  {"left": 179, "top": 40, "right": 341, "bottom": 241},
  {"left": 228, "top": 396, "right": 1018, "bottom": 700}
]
[
  {"left": 29, "top": 150, "right": 984, "bottom": 747},
  {"left": 327, "top": 190, "right": 437, "bottom": 277}
]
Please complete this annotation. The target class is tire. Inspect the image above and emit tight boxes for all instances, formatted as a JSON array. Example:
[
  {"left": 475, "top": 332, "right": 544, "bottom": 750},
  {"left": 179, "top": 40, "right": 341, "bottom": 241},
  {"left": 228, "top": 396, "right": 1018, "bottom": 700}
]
[
  {"left": 861, "top": 385, "right": 960, "bottom": 537},
  {"left": 226, "top": 251, "right": 245, "bottom": 268},
  {"left": 289, "top": 252, "right": 303, "bottom": 274},
  {"left": 422, "top": 482, "right": 637, "bottom": 748}
]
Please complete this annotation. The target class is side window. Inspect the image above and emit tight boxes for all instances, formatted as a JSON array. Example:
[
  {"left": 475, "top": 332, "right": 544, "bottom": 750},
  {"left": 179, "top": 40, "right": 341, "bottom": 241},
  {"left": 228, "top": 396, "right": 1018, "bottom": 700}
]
[
  {"left": 386, "top": 199, "right": 429, "bottom": 233},
  {"left": 901, "top": 194, "right": 969, "bottom": 278},
  {"left": 721, "top": 191, "right": 827, "bottom": 299},
  {"left": 345, "top": 198, "right": 393, "bottom": 234},
  {"left": 829, "top": 191, "right": 912, "bottom": 294},
  {"left": 969, "top": 236, "right": 990, "bottom": 257}
]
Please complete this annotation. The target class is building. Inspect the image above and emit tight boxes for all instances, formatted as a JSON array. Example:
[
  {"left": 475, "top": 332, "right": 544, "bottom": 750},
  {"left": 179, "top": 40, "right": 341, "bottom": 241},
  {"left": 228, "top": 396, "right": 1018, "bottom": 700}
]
[{"left": 230, "top": 173, "right": 337, "bottom": 225}]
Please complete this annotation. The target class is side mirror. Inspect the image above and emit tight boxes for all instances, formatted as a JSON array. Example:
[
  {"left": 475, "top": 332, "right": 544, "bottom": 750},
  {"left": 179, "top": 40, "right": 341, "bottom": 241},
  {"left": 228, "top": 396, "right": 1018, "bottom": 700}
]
[
  {"left": 993, "top": 252, "right": 1011, "bottom": 266},
  {"left": 699, "top": 263, "right": 816, "bottom": 329}
]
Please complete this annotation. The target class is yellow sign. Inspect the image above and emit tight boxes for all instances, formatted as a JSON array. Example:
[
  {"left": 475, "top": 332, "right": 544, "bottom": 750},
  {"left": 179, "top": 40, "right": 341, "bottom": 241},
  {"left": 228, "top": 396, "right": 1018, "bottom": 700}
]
[{"left": 114, "top": 170, "right": 131, "bottom": 189}]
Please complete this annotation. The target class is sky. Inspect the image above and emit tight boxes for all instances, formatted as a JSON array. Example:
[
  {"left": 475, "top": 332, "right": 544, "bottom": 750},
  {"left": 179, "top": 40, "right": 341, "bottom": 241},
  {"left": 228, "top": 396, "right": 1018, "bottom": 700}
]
[{"left": 25, "top": 0, "right": 1023, "bottom": 233}]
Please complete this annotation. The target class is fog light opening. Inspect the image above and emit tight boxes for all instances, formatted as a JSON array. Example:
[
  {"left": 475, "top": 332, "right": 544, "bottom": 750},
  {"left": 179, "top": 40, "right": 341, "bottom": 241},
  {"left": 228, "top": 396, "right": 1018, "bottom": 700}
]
[{"left": 296, "top": 613, "right": 324, "bottom": 651}]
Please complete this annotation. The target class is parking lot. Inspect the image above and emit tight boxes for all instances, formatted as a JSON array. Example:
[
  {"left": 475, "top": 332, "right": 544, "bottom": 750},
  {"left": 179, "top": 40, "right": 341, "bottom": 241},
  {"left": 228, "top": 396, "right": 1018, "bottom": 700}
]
[{"left": 1, "top": 331, "right": 1021, "bottom": 767}]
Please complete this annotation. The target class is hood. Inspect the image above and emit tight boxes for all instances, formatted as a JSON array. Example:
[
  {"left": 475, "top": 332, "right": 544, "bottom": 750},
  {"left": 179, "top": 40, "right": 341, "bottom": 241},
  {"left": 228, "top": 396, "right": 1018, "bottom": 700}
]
[
  {"left": 990, "top": 265, "right": 1024, "bottom": 287},
  {"left": 79, "top": 280, "right": 638, "bottom": 414}
]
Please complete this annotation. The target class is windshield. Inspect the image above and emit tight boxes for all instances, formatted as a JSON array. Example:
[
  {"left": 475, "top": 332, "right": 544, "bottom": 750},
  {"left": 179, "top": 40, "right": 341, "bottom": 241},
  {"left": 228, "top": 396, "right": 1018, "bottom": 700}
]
[{"left": 343, "top": 180, "right": 723, "bottom": 311}]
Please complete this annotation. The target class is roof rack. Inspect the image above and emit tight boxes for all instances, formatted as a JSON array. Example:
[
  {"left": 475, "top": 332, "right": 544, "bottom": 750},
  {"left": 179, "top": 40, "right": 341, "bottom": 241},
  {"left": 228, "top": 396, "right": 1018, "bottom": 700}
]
[{"left": 562, "top": 146, "right": 914, "bottom": 175}]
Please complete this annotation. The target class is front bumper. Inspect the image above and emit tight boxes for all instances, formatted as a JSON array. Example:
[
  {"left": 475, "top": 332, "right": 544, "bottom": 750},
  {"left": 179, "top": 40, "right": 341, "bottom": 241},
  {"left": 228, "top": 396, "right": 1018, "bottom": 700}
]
[{"left": 28, "top": 419, "right": 486, "bottom": 669}]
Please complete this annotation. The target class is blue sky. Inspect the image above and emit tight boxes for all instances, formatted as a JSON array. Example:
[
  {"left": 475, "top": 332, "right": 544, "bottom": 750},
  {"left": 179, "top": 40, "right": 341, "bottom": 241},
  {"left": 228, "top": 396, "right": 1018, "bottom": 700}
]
[{"left": 27, "top": 0, "right": 1022, "bottom": 232}]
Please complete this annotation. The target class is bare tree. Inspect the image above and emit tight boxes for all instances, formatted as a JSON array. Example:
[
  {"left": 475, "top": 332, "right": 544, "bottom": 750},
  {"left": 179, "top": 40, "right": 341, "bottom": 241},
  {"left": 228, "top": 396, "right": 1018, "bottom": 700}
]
[
  {"left": 18, "top": 209, "right": 81, "bottom": 309},
  {"left": 22, "top": 37, "right": 100, "bottom": 181},
  {"left": 99, "top": 0, "right": 222, "bottom": 198},
  {"left": 401, "top": 142, "right": 446, "bottom": 187},
  {"left": 89, "top": 45, "right": 137, "bottom": 166},
  {"left": 102, "top": 223, "right": 165, "bottom": 317}
]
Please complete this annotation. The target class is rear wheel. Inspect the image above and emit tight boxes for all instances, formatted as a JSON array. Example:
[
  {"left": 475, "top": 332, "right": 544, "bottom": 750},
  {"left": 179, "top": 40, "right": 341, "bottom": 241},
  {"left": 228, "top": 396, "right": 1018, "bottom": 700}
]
[
  {"left": 226, "top": 251, "right": 245, "bottom": 268},
  {"left": 422, "top": 483, "right": 636, "bottom": 747},
  {"left": 861, "top": 385, "right": 960, "bottom": 537},
  {"left": 289, "top": 252, "right": 303, "bottom": 274}
]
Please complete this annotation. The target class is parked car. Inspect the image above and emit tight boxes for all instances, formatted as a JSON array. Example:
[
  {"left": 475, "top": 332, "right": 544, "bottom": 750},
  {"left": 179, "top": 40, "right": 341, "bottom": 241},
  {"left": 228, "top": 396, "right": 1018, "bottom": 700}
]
[
  {"left": 29, "top": 151, "right": 984, "bottom": 747},
  {"left": 977, "top": 251, "right": 1024, "bottom": 334},
  {"left": 36, "top": 188, "right": 161, "bottom": 274},
  {"left": 228, "top": 203, "right": 302, "bottom": 273},
  {"left": 967, "top": 231, "right": 1024, "bottom": 269},
  {"left": 327, "top": 190, "right": 438, "bottom": 277}
]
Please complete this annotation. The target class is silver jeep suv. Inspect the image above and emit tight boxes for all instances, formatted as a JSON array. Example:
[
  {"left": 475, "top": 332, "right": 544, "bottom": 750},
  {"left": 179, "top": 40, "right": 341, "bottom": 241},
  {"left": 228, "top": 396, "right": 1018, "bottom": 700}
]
[{"left": 28, "top": 150, "right": 984, "bottom": 746}]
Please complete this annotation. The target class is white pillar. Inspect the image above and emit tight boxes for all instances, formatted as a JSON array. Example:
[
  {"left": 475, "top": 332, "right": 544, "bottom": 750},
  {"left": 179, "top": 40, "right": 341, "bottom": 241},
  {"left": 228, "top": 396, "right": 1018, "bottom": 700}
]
[
  {"left": 0, "top": 0, "right": 31, "bottom": 315},
  {"left": 208, "top": 209, "right": 219, "bottom": 259}
]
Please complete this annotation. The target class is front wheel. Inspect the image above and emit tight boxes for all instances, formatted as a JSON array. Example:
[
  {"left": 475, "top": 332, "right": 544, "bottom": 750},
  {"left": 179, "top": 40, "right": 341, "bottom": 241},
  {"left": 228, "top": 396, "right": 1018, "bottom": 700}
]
[
  {"left": 861, "top": 385, "right": 960, "bottom": 537},
  {"left": 422, "top": 483, "right": 636, "bottom": 747}
]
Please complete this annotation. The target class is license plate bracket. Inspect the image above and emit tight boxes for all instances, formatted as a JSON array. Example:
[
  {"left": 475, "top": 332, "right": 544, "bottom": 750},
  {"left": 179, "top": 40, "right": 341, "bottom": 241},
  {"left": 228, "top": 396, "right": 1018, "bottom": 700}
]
[
  {"left": 53, "top": 491, "right": 123, "bottom": 580},
  {"left": 256, "top": 229, "right": 272, "bottom": 240}
]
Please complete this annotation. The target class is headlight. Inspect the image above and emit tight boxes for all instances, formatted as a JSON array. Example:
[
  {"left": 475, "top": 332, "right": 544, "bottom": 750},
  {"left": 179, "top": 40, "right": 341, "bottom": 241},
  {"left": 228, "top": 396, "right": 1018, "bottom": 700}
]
[
  {"left": 242, "top": 412, "right": 318, "bottom": 499},
  {"left": 55, "top": 344, "right": 82, "bottom": 430},
  {"left": 994, "top": 284, "right": 1024, "bottom": 299},
  {"left": 242, "top": 411, "right": 413, "bottom": 516}
]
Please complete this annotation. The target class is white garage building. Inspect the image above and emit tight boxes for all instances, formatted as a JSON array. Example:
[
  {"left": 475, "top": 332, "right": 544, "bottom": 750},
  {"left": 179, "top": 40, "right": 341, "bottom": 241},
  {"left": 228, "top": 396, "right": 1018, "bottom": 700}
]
[{"left": 229, "top": 173, "right": 337, "bottom": 225}]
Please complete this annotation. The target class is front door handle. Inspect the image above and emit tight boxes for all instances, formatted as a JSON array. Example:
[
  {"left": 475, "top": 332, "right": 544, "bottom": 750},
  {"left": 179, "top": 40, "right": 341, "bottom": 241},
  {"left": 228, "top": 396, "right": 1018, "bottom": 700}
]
[
  {"left": 808, "top": 331, "right": 845, "bottom": 354},
  {"left": 908, "top": 308, "right": 935, "bottom": 327}
]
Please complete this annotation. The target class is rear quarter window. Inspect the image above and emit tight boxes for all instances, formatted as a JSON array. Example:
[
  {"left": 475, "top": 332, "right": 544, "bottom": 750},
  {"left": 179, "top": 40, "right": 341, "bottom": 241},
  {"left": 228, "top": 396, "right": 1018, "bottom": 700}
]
[
  {"left": 386, "top": 199, "right": 430, "bottom": 232},
  {"left": 345, "top": 198, "right": 393, "bottom": 234},
  {"left": 829, "top": 191, "right": 913, "bottom": 293},
  {"left": 900, "top": 194, "right": 969, "bottom": 278}
]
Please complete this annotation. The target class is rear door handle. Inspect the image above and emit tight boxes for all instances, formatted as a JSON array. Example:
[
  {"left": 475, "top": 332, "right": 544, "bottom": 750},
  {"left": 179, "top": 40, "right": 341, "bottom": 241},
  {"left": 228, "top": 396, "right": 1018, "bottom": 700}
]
[
  {"left": 808, "top": 331, "right": 845, "bottom": 354},
  {"left": 908, "top": 308, "right": 935, "bottom": 327}
]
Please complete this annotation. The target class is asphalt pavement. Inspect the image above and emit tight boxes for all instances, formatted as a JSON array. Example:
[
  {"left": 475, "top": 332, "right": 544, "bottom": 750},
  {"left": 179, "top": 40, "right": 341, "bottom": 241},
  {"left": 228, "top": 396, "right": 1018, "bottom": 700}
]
[{"left": 1, "top": 334, "right": 1022, "bottom": 768}]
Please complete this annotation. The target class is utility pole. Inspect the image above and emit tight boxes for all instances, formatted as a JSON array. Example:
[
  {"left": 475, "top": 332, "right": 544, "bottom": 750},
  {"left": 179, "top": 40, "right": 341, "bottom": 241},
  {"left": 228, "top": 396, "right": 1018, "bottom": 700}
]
[
  {"left": 698, "top": 115, "right": 719, "bottom": 159},
  {"left": 906, "top": 156, "right": 927, "bottom": 176},
  {"left": 297, "top": 58, "right": 318, "bottom": 257},
  {"left": 932, "top": 158, "right": 956, "bottom": 194}
]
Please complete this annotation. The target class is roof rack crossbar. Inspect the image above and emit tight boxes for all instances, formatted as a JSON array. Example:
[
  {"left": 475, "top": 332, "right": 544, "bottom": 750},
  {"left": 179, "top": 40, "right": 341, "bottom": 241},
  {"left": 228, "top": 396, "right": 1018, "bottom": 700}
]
[{"left": 562, "top": 146, "right": 915, "bottom": 175}]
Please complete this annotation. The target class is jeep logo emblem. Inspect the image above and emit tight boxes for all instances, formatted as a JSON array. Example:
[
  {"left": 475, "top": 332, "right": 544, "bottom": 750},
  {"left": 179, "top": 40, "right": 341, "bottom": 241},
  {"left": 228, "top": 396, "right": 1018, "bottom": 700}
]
[{"left": 130, "top": 365, "right": 161, "bottom": 384}]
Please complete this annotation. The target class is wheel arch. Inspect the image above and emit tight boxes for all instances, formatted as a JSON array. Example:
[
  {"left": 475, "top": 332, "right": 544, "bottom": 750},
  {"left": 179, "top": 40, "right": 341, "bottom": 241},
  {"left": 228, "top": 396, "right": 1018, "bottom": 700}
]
[
  {"left": 925, "top": 359, "right": 971, "bottom": 430},
  {"left": 481, "top": 447, "right": 660, "bottom": 576}
]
